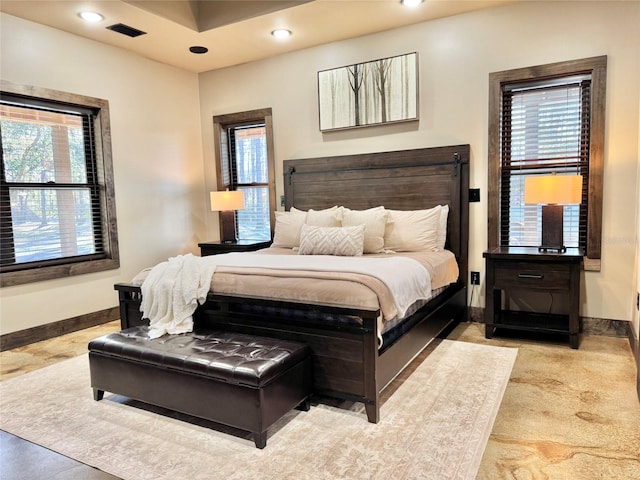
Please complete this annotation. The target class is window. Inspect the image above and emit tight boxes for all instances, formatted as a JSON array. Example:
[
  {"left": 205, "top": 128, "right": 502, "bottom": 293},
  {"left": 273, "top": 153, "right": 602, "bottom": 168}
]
[
  {"left": 500, "top": 78, "right": 590, "bottom": 248},
  {"left": 0, "top": 82, "right": 119, "bottom": 286},
  {"left": 488, "top": 57, "right": 606, "bottom": 270},
  {"left": 213, "top": 109, "right": 276, "bottom": 241}
]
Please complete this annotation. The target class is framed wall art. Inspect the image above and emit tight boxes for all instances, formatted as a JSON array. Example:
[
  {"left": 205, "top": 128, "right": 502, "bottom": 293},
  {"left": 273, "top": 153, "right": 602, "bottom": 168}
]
[{"left": 318, "top": 52, "right": 418, "bottom": 132}]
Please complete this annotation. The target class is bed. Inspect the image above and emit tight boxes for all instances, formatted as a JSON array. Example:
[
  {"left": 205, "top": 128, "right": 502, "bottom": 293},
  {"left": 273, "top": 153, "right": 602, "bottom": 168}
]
[{"left": 114, "top": 144, "right": 470, "bottom": 423}]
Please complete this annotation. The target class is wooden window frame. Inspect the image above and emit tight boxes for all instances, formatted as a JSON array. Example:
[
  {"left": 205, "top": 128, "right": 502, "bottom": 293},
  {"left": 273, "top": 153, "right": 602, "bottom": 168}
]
[
  {"left": 488, "top": 56, "right": 606, "bottom": 270},
  {"left": 0, "top": 81, "right": 119, "bottom": 287},
  {"left": 212, "top": 108, "right": 276, "bottom": 239}
]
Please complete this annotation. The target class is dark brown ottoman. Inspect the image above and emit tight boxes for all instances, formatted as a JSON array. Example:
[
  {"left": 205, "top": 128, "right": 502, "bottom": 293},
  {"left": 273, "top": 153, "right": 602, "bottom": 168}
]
[{"left": 88, "top": 326, "right": 312, "bottom": 448}]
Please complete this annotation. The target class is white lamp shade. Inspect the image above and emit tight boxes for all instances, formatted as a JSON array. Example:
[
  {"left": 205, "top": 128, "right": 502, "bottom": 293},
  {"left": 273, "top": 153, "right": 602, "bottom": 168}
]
[
  {"left": 524, "top": 175, "right": 582, "bottom": 205},
  {"left": 210, "top": 190, "right": 245, "bottom": 211}
]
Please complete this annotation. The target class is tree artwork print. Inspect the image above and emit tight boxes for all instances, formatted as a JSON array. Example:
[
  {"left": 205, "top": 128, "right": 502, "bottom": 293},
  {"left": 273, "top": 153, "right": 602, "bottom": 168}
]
[{"left": 318, "top": 52, "right": 418, "bottom": 131}]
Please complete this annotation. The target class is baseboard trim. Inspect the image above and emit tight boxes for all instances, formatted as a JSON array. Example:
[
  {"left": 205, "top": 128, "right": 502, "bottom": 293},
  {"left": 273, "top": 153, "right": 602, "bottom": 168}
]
[
  {"left": 628, "top": 327, "right": 637, "bottom": 354},
  {"left": 469, "top": 307, "right": 630, "bottom": 338},
  {"left": 629, "top": 327, "right": 640, "bottom": 402},
  {"left": 581, "top": 317, "right": 630, "bottom": 337},
  {"left": 468, "top": 306, "right": 484, "bottom": 323},
  {"left": 0, "top": 306, "right": 119, "bottom": 352}
]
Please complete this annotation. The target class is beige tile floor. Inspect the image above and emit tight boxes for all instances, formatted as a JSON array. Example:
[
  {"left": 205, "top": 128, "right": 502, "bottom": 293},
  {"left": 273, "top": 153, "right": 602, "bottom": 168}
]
[
  {"left": 1, "top": 320, "right": 121, "bottom": 381},
  {"left": 449, "top": 322, "right": 640, "bottom": 480},
  {"left": 1, "top": 320, "right": 639, "bottom": 479}
]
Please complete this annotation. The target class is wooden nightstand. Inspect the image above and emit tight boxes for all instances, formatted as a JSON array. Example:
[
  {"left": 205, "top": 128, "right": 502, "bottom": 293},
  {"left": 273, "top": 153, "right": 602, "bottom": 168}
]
[
  {"left": 483, "top": 246, "right": 583, "bottom": 349},
  {"left": 198, "top": 240, "right": 271, "bottom": 256}
]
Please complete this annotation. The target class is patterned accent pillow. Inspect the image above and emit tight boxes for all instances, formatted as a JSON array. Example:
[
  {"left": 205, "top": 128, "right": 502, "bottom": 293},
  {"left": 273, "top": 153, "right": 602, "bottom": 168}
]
[{"left": 298, "top": 224, "right": 365, "bottom": 256}]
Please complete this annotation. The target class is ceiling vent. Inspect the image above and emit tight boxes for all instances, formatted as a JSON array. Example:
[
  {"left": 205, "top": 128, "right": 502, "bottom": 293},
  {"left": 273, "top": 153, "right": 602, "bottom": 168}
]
[{"left": 106, "top": 23, "right": 147, "bottom": 38}]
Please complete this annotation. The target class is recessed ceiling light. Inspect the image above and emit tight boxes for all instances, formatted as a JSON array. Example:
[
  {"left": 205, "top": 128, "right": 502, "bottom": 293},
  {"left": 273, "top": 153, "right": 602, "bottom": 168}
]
[
  {"left": 401, "top": 0, "right": 423, "bottom": 7},
  {"left": 271, "top": 29, "right": 292, "bottom": 39},
  {"left": 79, "top": 11, "right": 104, "bottom": 23},
  {"left": 189, "top": 46, "right": 209, "bottom": 54}
]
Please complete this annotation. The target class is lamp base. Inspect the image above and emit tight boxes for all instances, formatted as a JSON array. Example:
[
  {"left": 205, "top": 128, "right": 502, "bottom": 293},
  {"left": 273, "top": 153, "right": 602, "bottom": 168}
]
[
  {"left": 539, "top": 204, "right": 565, "bottom": 253},
  {"left": 219, "top": 210, "right": 237, "bottom": 243}
]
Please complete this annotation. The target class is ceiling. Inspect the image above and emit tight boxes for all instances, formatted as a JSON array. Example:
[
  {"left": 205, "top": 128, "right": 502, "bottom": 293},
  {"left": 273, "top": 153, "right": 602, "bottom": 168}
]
[{"left": 0, "top": 0, "right": 515, "bottom": 73}]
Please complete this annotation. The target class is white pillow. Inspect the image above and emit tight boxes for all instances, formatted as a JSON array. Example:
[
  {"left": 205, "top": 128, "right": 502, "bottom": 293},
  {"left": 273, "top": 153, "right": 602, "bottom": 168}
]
[
  {"left": 291, "top": 206, "right": 342, "bottom": 227},
  {"left": 298, "top": 224, "right": 365, "bottom": 256},
  {"left": 271, "top": 210, "right": 307, "bottom": 248},
  {"left": 342, "top": 207, "right": 388, "bottom": 254},
  {"left": 384, "top": 206, "right": 442, "bottom": 252},
  {"left": 437, "top": 205, "right": 449, "bottom": 250}
]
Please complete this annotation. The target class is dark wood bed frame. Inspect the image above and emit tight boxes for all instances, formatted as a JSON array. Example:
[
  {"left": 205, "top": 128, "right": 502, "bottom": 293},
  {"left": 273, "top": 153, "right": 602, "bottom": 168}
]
[{"left": 115, "top": 144, "right": 470, "bottom": 423}]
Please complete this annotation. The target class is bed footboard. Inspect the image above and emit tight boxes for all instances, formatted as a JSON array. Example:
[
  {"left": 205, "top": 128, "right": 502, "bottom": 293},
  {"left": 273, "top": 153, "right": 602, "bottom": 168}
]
[
  {"left": 114, "top": 283, "right": 144, "bottom": 329},
  {"left": 113, "top": 282, "right": 466, "bottom": 423}
]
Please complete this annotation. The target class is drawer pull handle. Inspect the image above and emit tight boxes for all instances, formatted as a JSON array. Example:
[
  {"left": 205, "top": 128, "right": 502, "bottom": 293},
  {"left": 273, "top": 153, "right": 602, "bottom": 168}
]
[{"left": 518, "top": 273, "right": 544, "bottom": 279}]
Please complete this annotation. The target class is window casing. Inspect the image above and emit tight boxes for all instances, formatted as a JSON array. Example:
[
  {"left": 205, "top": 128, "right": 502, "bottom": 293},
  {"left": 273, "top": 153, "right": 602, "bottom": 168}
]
[
  {"left": 0, "top": 81, "right": 119, "bottom": 286},
  {"left": 488, "top": 57, "right": 606, "bottom": 270},
  {"left": 213, "top": 109, "right": 276, "bottom": 241}
]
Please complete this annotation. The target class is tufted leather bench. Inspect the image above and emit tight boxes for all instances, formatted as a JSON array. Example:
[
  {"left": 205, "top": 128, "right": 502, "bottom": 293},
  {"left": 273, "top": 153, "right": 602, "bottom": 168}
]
[{"left": 88, "top": 326, "right": 312, "bottom": 448}]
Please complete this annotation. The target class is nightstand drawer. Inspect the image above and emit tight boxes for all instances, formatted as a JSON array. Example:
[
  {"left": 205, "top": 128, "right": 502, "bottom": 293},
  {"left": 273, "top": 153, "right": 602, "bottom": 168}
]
[{"left": 493, "top": 262, "right": 571, "bottom": 291}]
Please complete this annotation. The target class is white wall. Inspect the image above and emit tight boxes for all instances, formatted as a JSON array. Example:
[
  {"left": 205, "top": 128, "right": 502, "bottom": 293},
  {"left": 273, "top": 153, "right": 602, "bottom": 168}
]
[
  {"left": 0, "top": 14, "right": 205, "bottom": 335},
  {"left": 200, "top": 1, "right": 640, "bottom": 322},
  {"left": 634, "top": 92, "right": 640, "bottom": 341}
]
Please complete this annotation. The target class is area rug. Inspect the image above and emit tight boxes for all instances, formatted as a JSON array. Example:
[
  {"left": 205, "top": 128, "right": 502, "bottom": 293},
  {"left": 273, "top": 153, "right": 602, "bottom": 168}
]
[{"left": 0, "top": 339, "right": 517, "bottom": 480}]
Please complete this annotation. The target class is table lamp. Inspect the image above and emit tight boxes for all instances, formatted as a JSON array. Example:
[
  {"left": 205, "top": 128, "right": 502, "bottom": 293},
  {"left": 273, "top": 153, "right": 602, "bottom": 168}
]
[
  {"left": 524, "top": 174, "right": 582, "bottom": 252},
  {"left": 210, "top": 190, "right": 245, "bottom": 243}
]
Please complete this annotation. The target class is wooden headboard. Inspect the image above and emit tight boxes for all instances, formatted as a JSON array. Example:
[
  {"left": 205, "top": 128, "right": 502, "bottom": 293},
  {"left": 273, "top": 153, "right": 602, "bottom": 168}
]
[{"left": 283, "top": 144, "right": 470, "bottom": 287}]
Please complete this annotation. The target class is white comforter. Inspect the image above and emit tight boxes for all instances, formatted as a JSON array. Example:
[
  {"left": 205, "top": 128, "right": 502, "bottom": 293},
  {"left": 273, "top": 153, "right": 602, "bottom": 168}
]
[{"left": 140, "top": 252, "right": 433, "bottom": 338}]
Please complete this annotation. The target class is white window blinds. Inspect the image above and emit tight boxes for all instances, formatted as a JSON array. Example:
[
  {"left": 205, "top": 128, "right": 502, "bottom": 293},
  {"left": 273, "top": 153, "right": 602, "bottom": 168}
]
[
  {"left": 227, "top": 125, "right": 271, "bottom": 241},
  {"left": 500, "top": 77, "right": 590, "bottom": 248},
  {"left": 1, "top": 101, "right": 104, "bottom": 268}
]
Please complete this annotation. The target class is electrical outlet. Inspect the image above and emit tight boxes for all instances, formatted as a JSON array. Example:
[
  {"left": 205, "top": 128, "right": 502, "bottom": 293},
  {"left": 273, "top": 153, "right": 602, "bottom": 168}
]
[
  {"left": 471, "top": 271, "right": 480, "bottom": 285},
  {"left": 280, "top": 195, "right": 285, "bottom": 207}
]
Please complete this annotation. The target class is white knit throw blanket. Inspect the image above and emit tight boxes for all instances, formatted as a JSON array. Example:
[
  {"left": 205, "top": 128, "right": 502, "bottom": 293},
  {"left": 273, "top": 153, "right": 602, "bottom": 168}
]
[{"left": 140, "top": 254, "right": 217, "bottom": 339}]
